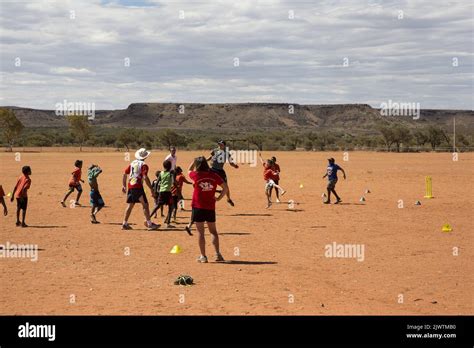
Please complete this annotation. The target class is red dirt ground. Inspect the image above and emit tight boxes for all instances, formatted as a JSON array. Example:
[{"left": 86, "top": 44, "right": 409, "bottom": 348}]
[{"left": 0, "top": 151, "right": 472, "bottom": 315}]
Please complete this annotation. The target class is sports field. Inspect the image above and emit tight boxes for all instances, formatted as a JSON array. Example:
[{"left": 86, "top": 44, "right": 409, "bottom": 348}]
[{"left": 0, "top": 151, "right": 472, "bottom": 315}]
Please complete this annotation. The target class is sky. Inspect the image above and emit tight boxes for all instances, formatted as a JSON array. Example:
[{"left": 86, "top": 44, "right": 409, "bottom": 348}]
[{"left": 0, "top": 0, "right": 473, "bottom": 110}]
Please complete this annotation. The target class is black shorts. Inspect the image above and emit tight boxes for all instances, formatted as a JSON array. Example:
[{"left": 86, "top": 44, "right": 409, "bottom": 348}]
[
  {"left": 69, "top": 183, "right": 83, "bottom": 192},
  {"left": 127, "top": 188, "right": 148, "bottom": 204},
  {"left": 16, "top": 197, "right": 28, "bottom": 210},
  {"left": 327, "top": 179, "right": 338, "bottom": 190},
  {"left": 171, "top": 195, "right": 180, "bottom": 207},
  {"left": 90, "top": 190, "right": 105, "bottom": 207},
  {"left": 191, "top": 208, "right": 216, "bottom": 223},
  {"left": 210, "top": 168, "right": 227, "bottom": 182},
  {"left": 157, "top": 191, "right": 172, "bottom": 205}
]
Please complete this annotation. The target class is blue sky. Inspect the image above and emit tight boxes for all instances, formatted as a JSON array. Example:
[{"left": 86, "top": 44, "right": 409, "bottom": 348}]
[
  {"left": 100, "top": 0, "right": 157, "bottom": 7},
  {"left": 0, "top": 0, "right": 472, "bottom": 110}
]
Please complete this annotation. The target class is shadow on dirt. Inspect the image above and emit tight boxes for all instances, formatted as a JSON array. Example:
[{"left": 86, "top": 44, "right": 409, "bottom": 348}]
[{"left": 221, "top": 260, "right": 277, "bottom": 265}]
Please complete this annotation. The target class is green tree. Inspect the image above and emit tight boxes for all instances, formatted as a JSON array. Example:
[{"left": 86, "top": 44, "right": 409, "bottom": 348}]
[
  {"left": 303, "top": 140, "right": 313, "bottom": 151},
  {"left": 456, "top": 134, "right": 470, "bottom": 150},
  {"left": 157, "top": 129, "right": 187, "bottom": 149},
  {"left": 304, "top": 132, "right": 318, "bottom": 151},
  {"left": 377, "top": 124, "right": 395, "bottom": 152},
  {"left": 313, "top": 132, "right": 335, "bottom": 151},
  {"left": 427, "top": 126, "right": 448, "bottom": 151},
  {"left": 67, "top": 115, "right": 90, "bottom": 151},
  {"left": 413, "top": 128, "right": 429, "bottom": 147},
  {"left": 285, "top": 134, "right": 301, "bottom": 150},
  {"left": 26, "top": 133, "right": 53, "bottom": 147},
  {"left": 246, "top": 133, "right": 265, "bottom": 151},
  {"left": 392, "top": 124, "right": 412, "bottom": 152},
  {"left": 0, "top": 108, "right": 24, "bottom": 151},
  {"left": 117, "top": 128, "right": 138, "bottom": 150}
]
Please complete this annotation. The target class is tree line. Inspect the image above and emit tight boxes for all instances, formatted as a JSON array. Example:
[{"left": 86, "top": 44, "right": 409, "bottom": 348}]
[{"left": 0, "top": 108, "right": 471, "bottom": 152}]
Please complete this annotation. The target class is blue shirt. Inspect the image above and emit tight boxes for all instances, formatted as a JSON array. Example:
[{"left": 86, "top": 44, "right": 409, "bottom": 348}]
[{"left": 327, "top": 164, "right": 340, "bottom": 181}]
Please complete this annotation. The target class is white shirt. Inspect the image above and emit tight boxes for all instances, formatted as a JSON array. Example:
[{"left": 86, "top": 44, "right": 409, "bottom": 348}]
[{"left": 165, "top": 154, "right": 177, "bottom": 171}]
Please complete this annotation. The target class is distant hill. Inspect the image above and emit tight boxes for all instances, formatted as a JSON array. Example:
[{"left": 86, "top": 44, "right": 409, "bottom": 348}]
[{"left": 4, "top": 103, "right": 474, "bottom": 134}]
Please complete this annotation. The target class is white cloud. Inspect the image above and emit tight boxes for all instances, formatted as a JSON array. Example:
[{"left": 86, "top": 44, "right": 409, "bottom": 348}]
[
  {"left": 50, "top": 67, "right": 95, "bottom": 75},
  {"left": 0, "top": 0, "right": 472, "bottom": 110}
]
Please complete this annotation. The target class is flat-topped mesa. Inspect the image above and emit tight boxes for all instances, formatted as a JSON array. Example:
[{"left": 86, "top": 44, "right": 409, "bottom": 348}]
[{"left": 2, "top": 104, "right": 472, "bottom": 132}]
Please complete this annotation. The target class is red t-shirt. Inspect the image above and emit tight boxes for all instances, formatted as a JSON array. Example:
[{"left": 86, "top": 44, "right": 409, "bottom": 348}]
[
  {"left": 263, "top": 168, "right": 274, "bottom": 181},
  {"left": 189, "top": 170, "right": 223, "bottom": 210},
  {"left": 171, "top": 174, "right": 186, "bottom": 196},
  {"left": 124, "top": 160, "right": 149, "bottom": 189},
  {"left": 262, "top": 163, "right": 278, "bottom": 181},
  {"left": 14, "top": 175, "right": 31, "bottom": 198},
  {"left": 69, "top": 167, "right": 82, "bottom": 186},
  {"left": 271, "top": 163, "right": 280, "bottom": 180}
]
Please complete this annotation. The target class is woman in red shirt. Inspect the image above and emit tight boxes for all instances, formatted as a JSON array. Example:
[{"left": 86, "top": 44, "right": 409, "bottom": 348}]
[{"left": 188, "top": 156, "right": 228, "bottom": 263}]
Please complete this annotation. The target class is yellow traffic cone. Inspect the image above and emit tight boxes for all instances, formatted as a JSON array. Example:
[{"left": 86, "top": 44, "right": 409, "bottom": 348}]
[
  {"left": 170, "top": 245, "right": 182, "bottom": 254},
  {"left": 441, "top": 224, "right": 452, "bottom": 232}
]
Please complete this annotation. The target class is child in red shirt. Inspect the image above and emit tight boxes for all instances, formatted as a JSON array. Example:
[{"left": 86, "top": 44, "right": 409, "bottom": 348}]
[
  {"left": 61, "top": 160, "right": 84, "bottom": 207},
  {"left": 259, "top": 153, "right": 286, "bottom": 208},
  {"left": 11, "top": 166, "right": 32, "bottom": 227},
  {"left": 270, "top": 156, "right": 282, "bottom": 203},
  {"left": 169, "top": 166, "right": 192, "bottom": 223}
]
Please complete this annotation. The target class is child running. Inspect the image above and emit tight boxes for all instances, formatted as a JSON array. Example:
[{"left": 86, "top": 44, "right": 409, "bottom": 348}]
[
  {"left": 259, "top": 154, "right": 286, "bottom": 208},
  {"left": 207, "top": 140, "right": 238, "bottom": 207},
  {"left": 88, "top": 164, "right": 105, "bottom": 224},
  {"left": 322, "top": 157, "right": 346, "bottom": 204},
  {"left": 170, "top": 166, "right": 192, "bottom": 224},
  {"left": 61, "top": 160, "right": 84, "bottom": 207},
  {"left": 150, "top": 160, "right": 174, "bottom": 228},
  {"left": 0, "top": 185, "right": 8, "bottom": 216},
  {"left": 11, "top": 166, "right": 32, "bottom": 227},
  {"left": 188, "top": 156, "right": 228, "bottom": 263},
  {"left": 151, "top": 171, "right": 164, "bottom": 218},
  {"left": 269, "top": 156, "right": 282, "bottom": 203}
]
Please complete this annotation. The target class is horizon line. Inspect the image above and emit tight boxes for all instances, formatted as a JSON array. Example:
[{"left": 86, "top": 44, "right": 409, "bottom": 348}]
[{"left": 1, "top": 103, "right": 473, "bottom": 113}]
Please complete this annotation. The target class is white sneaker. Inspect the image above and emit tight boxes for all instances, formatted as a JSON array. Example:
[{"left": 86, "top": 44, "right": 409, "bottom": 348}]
[{"left": 197, "top": 255, "right": 208, "bottom": 263}]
